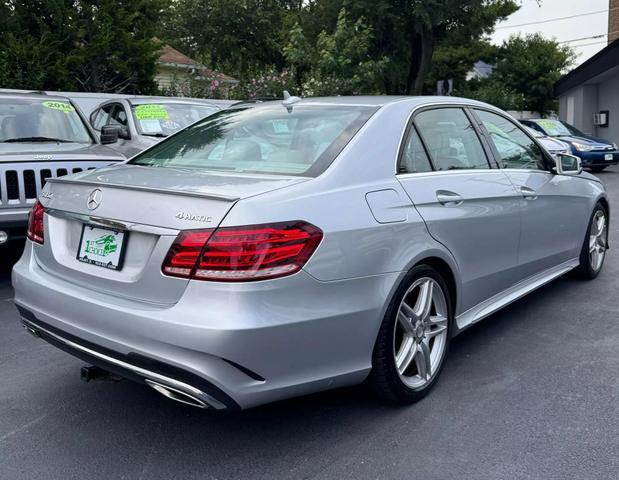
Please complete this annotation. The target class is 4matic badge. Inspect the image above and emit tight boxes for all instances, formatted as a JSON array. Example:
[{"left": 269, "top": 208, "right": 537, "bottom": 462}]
[{"left": 175, "top": 212, "right": 213, "bottom": 223}]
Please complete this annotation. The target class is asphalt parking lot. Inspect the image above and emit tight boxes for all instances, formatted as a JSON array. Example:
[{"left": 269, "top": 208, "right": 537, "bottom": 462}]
[{"left": 1, "top": 171, "right": 618, "bottom": 480}]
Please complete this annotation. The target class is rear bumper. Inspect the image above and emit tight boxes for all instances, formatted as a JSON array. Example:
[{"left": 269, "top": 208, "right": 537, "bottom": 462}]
[
  {"left": 576, "top": 151, "right": 619, "bottom": 166},
  {"left": 12, "top": 242, "right": 398, "bottom": 409}
]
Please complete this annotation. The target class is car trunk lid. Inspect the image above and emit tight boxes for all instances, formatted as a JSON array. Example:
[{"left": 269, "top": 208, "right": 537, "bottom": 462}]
[{"left": 35, "top": 165, "right": 308, "bottom": 304}]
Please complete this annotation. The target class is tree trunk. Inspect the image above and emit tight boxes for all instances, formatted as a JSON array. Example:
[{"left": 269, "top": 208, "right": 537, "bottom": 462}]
[{"left": 406, "top": 27, "right": 434, "bottom": 95}]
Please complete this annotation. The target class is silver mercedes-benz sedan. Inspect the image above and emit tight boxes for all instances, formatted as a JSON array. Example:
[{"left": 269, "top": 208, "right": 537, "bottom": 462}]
[{"left": 12, "top": 96, "right": 609, "bottom": 410}]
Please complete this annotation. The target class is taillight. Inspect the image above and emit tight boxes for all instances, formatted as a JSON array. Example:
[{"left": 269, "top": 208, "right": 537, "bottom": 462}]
[
  {"left": 27, "top": 200, "right": 45, "bottom": 244},
  {"left": 162, "top": 221, "right": 323, "bottom": 282}
]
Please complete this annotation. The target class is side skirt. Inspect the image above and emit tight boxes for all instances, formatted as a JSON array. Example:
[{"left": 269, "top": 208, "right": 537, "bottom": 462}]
[{"left": 455, "top": 258, "right": 579, "bottom": 333}]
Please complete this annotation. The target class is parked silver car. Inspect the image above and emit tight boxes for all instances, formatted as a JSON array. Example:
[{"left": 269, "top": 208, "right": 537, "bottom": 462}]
[
  {"left": 13, "top": 96, "right": 609, "bottom": 410},
  {"left": 523, "top": 125, "right": 571, "bottom": 158},
  {"left": 89, "top": 97, "right": 234, "bottom": 157}
]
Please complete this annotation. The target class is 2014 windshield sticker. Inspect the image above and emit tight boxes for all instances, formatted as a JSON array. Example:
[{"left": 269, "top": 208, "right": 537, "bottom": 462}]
[
  {"left": 42, "top": 101, "right": 75, "bottom": 113},
  {"left": 135, "top": 104, "right": 169, "bottom": 120}
]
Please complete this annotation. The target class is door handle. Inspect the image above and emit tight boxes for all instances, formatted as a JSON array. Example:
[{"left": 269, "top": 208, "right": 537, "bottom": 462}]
[
  {"left": 436, "top": 190, "right": 464, "bottom": 206},
  {"left": 520, "top": 186, "right": 538, "bottom": 200}
]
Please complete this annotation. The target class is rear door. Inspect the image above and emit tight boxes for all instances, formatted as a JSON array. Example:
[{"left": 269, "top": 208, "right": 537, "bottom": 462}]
[
  {"left": 472, "top": 108, "right": 590, "bottom": 278},
  {"left": 396, "top": 106, "right": 523, "bottom": 313}
]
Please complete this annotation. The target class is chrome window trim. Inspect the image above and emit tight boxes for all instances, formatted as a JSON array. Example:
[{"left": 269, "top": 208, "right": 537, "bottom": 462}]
[{"left": 396, "top": 168, "right": 499, "bottom": 179}]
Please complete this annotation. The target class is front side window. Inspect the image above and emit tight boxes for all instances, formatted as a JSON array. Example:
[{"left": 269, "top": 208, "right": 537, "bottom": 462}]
[
  {"left": 131, "top": 103, "right": 219, "bottom": 137},
  {"left": 0, "top": 98, "right": 92, "bottom": 143},
  {"left": 129, "top": 105, "right": 376, "bottom": 176},
  {"left": 476, "top": 110, "right": 547, "bottom": 171},
  {"left": 414, "top": 108, "right": 489, "bottom": 170},
  {"left": 399, "top": 127, "right": 432, "bottom": 173}
]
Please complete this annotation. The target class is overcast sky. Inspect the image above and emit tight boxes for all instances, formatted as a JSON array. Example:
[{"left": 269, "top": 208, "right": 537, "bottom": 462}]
[{"left": 490, "top": 0, "right": 610, "bottom": 67}]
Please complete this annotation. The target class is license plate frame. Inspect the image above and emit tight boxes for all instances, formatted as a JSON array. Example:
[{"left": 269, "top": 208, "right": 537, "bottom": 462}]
[
  {"left": 605, "top": 153, "right": 613, "bottom": 161},
  {"left": 76, "top": 224, "right": 128, "bottom": 271}
]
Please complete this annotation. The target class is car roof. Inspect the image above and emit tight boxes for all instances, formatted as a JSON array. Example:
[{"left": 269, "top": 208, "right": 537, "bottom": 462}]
[
  {"left": 235, "top": 95, "right": 495, "bottom": 109},
  {"left": 126, "top": 97, "right": 223, "bottom": 106},
  {"left": 0, "top": 92, "right": 73, "bottom": 102}
]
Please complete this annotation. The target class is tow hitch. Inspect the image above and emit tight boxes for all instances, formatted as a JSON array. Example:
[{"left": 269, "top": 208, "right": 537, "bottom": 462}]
[{"left": 80, "top": 365, "right": 122, "bottom": 383}]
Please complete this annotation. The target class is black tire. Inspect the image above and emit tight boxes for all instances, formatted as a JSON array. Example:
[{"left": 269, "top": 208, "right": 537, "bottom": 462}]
[
  {"left": 575, "top": 202, "right": 608, "bottom": 280},
  {"left": 589, "top": 166, "right": 607, "bottom": 173},
  {"left": 368, "top": 264, "right": 452, "bottom": 404}
]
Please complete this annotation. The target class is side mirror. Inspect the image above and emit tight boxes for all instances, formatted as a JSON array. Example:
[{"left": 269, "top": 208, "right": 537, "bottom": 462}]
[
  {"left": 554, "top": 153, "right": 582, "bottom": 175},
  {"left": 100, "top": 125, "right": 120, "bottom": 144}
]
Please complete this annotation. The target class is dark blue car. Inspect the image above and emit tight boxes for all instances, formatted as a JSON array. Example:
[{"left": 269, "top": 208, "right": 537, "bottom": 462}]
[{"left": 521, "top": 119, "right": 619, "bottom": 172}]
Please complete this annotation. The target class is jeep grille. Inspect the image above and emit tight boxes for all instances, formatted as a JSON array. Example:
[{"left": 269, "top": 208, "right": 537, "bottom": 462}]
[{"left": 0, "top": 162, "right": 110, "bottom": 209}]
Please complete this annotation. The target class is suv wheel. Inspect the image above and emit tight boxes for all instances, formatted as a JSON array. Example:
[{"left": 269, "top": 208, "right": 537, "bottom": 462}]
[{"left": 369, "top": 265, "right": 452, "bottom": 403}]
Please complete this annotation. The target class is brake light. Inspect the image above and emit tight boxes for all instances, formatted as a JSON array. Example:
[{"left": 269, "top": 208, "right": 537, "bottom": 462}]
[
  {"left": 27, "top": 200, "right": 45, "bottom": 244},
  {"left": 162, "top": 221, "right": 323, "bottom": 282}
]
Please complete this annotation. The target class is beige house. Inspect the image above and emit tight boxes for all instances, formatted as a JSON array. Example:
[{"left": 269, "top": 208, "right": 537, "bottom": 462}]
[{"left": 154, "top": 44, "right": 238, "bottom": 96}]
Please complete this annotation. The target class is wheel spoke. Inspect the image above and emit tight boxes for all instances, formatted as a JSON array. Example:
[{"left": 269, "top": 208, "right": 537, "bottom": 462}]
[
  {"left": 400, "top": 301, "right": 419, "bottom": 323},
  {"left": 395, "top": 336, "right": 417, "bottom": 374},
  {"left": 413, "top": 280, "right": 434, "bottom": 320},
  {"left": 596, "top": 214, "right": 605, "bottom": 235},
  {"left": 425, "top": 315, "right": 448, "bottom": 340},
  {"left": 397, "top": 310, "right": 415, "bottom": 333},
  {"left": 415, "top": 340, "right": 432, "bottom": 380}
]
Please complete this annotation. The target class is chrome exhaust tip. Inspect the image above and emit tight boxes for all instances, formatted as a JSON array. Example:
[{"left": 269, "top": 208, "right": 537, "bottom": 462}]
[
  {"left": 22, "top": 322, "right": 40, "bottom": 337},
  {"left": 145, "top": 379, "right": 210, "bottom": 409}
]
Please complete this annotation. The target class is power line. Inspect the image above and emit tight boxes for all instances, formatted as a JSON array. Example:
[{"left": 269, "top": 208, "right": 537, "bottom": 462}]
[
  {"left": 570, "top": 40, "right": 608, "bottom": 49},
  {"left": 496, "top": 9, "right": 606, "bottom": 29},
  {"left": 559, "top": 34, "right": 606, "bottom": 44}
]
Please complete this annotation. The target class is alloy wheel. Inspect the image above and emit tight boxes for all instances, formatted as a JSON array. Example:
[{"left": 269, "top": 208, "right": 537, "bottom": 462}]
[
  {"left": 393, "top": 277, "right": 449, "bottom": 390},
  {"left": 589, "top": 209, "right": 608, "bottom": 272}
]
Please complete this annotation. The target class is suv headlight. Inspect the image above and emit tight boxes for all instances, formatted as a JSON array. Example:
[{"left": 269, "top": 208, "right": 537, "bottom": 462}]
[{"left": 572, "top": 142, "right": 594, "bottom": 152}]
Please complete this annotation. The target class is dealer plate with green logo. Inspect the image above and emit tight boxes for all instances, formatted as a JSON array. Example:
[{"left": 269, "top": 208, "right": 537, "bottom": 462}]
[{"left": 77, "top": 225, "right": 127, "bottom": 270}]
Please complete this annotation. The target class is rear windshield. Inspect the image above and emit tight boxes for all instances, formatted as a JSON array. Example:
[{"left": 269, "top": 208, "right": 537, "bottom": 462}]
[
  {"left": 0, "top": 98, "right": 92, "bottom": 143},
  {"left": 132, "top": 103, "right": 219, "bottom": 137},
  {"left": 129, "top": 104, "right": 377, "bottom": 176}
]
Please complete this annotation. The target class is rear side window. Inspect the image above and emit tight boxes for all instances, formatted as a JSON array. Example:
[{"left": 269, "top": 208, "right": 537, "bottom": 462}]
[
  {"left": 475, "top": 110, "right": 546, "bottom": 171},
  {"left": 415, "top": 108, "right": 489, "bottom": 170},
  {"left": 399, "top": 127, "right": 432, "bottom": 173},
  {"left": 130, "top": 105, "right": 376, "bottom": 176}
]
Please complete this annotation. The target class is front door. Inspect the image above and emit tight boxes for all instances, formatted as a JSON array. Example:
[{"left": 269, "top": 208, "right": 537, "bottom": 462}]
[
  {"left": 472, "top": 109, "right": 590, "bottom": 279},
  {"left": 397, "top": 107, "right": 523, "bottom": 313}
]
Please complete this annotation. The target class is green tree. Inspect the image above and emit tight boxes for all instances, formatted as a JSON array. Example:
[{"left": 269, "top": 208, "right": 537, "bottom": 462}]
[
  {"left": 163, "top": 0, "right": 295, "bottom": 81},
  {"left": 339, "top": 0, "right": 519, "bottom": 94},
  {"left": 0, "top": 0, "right": 165, "bottom": 93},
  {"left": 492, "top": 33, "right": 575, "bottom": 114},
  {"left": 285, "top": 9, "right": 387, "bottom": 96}
]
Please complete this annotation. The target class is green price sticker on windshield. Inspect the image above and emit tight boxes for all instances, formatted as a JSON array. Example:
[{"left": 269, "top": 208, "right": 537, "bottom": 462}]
[
  {"left": 135, "top": 104, "right": 169, "bottom": 120},
  {"left": 42, "top": 101, "right": 75, "bottom": 113}
]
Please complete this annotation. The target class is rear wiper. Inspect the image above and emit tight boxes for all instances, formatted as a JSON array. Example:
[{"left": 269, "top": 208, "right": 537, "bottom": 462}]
[{"left": 3, "top": 136, "right": 72, "bottom": 143}]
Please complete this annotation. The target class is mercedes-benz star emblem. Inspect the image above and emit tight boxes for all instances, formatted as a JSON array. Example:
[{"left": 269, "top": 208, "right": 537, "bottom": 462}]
[{"left": 87, "top": 189, "right": 103, "bottom": 210}]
